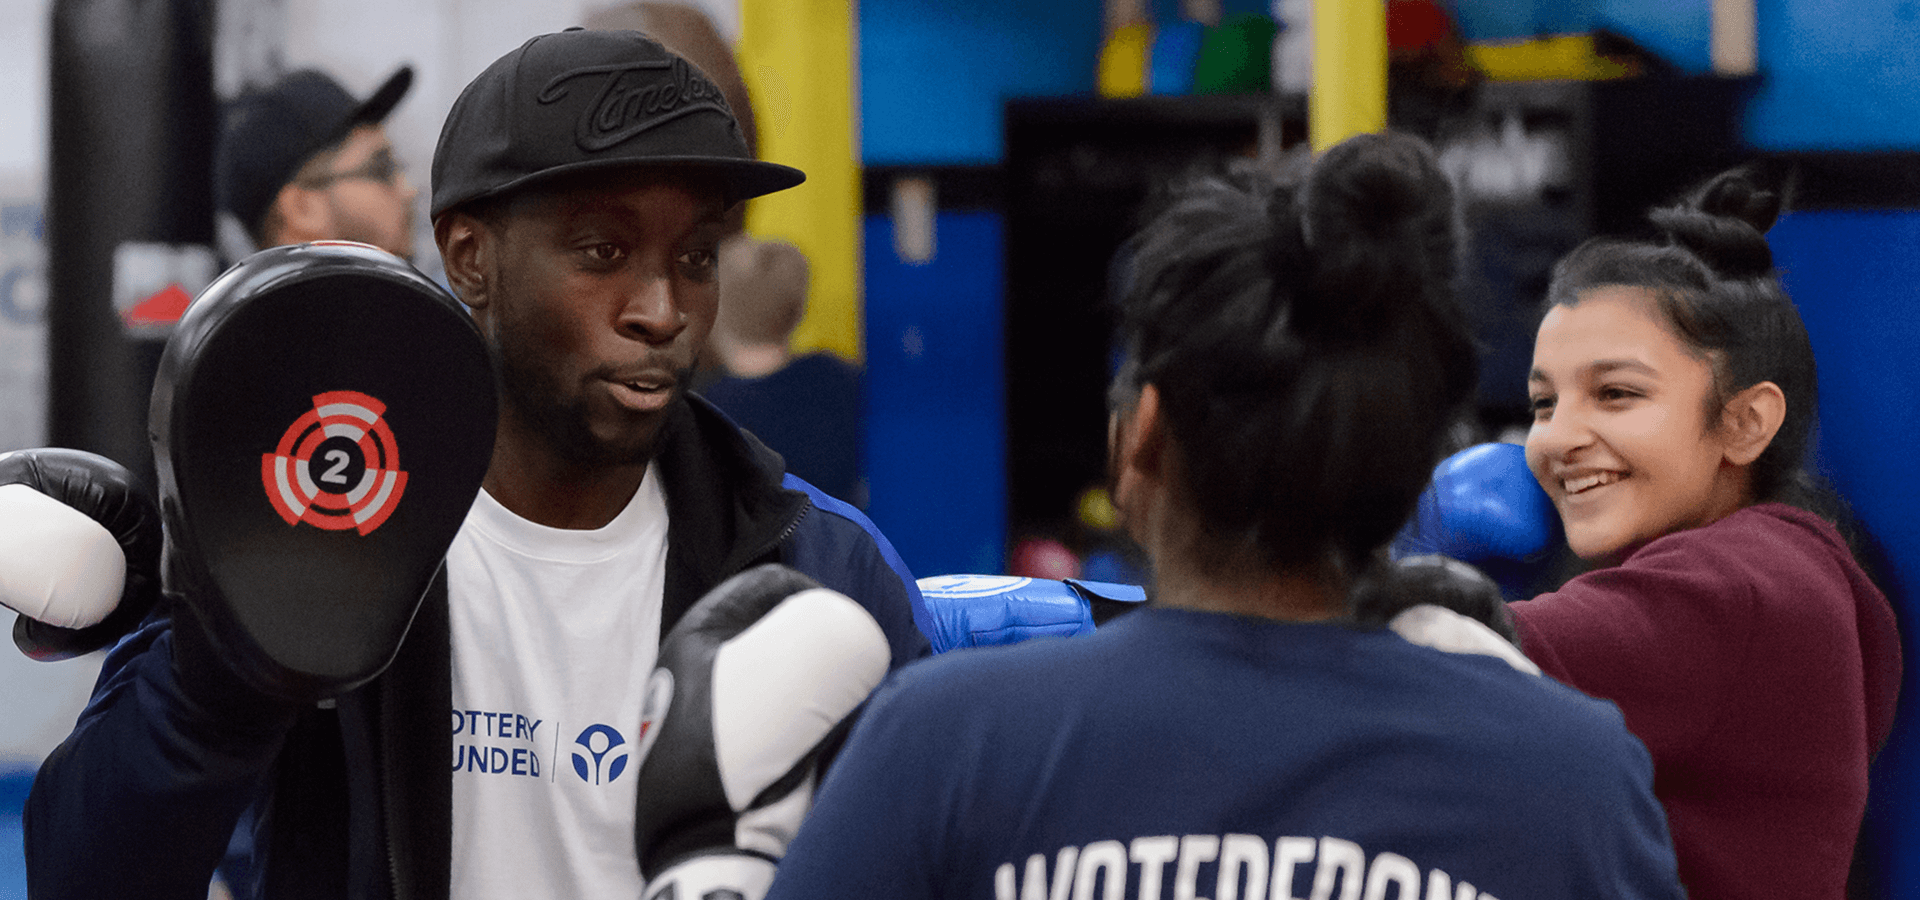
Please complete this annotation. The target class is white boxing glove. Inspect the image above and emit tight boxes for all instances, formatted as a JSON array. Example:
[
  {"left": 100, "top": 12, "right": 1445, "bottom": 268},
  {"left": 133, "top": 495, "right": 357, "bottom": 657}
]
[
  {"left": 0, "top": 448, "right": 162, "bottom": 660},
  {"left": 631, "top": 564, "right": 891, "bottom": 900}
]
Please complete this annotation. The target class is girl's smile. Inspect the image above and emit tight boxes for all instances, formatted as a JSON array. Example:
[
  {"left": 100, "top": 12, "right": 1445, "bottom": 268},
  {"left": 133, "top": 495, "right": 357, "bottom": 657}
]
[{"left": 1525, "top": 286, "right": 1752, "bottom": 561}]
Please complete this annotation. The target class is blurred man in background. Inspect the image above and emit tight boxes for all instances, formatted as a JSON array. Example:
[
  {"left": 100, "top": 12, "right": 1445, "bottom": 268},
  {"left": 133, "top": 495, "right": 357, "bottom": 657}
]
[{"left": 215, "top": 65, "right": 417, "bottom": 260}]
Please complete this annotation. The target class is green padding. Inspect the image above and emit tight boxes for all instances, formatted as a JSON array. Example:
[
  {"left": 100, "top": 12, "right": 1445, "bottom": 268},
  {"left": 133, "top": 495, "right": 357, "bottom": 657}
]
[{"left": 1193, "top": 13, "right": 1280, "bottom": 95}]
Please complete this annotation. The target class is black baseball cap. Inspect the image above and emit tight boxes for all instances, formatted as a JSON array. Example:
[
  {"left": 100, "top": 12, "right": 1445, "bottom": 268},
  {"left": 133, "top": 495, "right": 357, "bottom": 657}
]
[
  {"left": 430, "top": 28, "right": 804, "bottom": 218},
  {"left": 217, "top": 66, "right": 414, "bottom": 234}
]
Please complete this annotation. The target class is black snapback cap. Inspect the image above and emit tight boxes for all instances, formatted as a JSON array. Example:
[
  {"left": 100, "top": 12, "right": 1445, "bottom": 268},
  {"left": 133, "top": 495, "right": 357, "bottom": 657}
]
[
  {"left": 430, "top": 28, "right": 804, "bottom": 218},
  {"left": 217, "top": 66, "right": 414, "bottom": 233}
]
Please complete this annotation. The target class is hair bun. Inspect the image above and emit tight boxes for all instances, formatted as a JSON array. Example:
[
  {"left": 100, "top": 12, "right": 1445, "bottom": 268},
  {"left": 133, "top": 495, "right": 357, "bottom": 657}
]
[
  {"left": 1302, "top": 133, "right": 1446, "bottom": 243},
  {"left": 1293, "top": 132, "right": 1457, "bottom": 339},
  {"left": 1649, "top": 167, "right": 1782, "bottom": 279}
]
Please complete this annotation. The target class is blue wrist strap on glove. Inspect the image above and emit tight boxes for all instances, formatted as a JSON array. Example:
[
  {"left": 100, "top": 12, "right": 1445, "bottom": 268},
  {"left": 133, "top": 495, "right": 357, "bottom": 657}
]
[{"left": 917, "top": 575, "right": 1148, "bottom": 654}]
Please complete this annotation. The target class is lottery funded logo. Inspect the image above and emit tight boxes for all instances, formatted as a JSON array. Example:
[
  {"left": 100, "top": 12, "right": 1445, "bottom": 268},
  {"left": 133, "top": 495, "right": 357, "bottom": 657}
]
[
  {"left": 452, "top": 709, "right": 545, "bottom": 779},
  {"left": 572, "top": 724, "right": 631, "bottom": 785},
  {"left": 261, "top": 390, "right": 408, "bottom": 535},
  {"left": 565, "top": 670, "right": 673, "bottom": 787}
]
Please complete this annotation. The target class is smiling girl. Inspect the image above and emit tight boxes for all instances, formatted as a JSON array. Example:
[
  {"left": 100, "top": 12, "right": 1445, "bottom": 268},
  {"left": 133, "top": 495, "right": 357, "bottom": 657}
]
[{"left": 1508, "top": 169, "right": 1902, "bottom": 899}]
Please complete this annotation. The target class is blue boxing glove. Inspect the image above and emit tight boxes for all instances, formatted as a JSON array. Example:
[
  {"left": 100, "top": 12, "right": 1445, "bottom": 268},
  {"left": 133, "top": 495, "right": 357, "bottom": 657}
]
[
  {"left": 917, "top": 575, "right": 1148, "bottom": 654},
  {"left": 1392, "top": 442, "right": 1559, "bottom": 563},
  {"left": 1391, "top": 442, "right": 1562, "bottom": 602}
]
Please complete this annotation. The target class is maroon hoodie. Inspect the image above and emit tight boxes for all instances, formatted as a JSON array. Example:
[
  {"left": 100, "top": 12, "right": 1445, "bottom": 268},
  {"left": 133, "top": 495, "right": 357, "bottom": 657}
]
[{"left": 1511, "top": 503, "right": 1901, "bottom": 899}]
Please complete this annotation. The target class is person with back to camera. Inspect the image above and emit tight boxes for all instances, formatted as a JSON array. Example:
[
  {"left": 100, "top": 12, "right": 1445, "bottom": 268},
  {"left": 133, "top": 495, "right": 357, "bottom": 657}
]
[
  {"left": 763, "top": 133, "right": 1685, "bottom": 900},
  {"left": 216, "top": 65, "right": 419, "bottom": 260},
  {"left": 1399, "top": 167, "right": 1904, "bottom": 897},
  {"left": 699, "top": 235, "right": 866, "bottom": 506},
  {"left": 21, "top": 28, "right": 931, "bottom": 900}
]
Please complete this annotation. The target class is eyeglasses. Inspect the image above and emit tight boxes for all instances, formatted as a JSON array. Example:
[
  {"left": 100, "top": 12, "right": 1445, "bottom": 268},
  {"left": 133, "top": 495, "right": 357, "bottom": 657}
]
[{"left": 298, "top": 151, "right": 404, "bottom": 189}]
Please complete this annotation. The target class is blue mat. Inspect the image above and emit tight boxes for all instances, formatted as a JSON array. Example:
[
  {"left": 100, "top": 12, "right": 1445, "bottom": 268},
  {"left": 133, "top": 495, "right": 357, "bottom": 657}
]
[{"left": 1, "top": 768, "right": 29, "bottom": 900}]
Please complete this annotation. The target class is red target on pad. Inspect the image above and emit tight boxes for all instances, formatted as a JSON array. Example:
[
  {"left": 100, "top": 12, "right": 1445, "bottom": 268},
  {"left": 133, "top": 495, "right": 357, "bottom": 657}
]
[{"left": 261, "top": 390, "right": 409, "bottom": 535}]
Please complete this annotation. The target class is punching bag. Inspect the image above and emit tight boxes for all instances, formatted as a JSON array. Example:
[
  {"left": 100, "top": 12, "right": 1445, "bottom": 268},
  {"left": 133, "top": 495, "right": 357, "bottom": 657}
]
[{"left": 47, "top": 0, "right": 218, "bottom": 484}]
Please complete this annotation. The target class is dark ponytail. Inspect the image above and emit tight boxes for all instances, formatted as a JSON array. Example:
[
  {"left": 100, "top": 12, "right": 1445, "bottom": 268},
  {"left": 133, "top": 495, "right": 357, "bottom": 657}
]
[
  {"left": 1112, "top": 132, "right": 1475, "bottom": 579},
  {"left": 1545, "top": 167, "right": 1824, "bottom": 512},
  {"left": 1648, "top": 171, "right": 1783, "bottom": 278}
]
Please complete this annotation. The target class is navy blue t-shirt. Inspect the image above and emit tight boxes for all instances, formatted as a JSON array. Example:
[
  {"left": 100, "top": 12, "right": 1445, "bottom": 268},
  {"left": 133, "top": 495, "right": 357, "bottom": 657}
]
[
  {"left": 769, "top": 607, "right": 1681, "bottom": 900},
  {"left": 698, "top": 354, "right": 863, "bottom": 506}
]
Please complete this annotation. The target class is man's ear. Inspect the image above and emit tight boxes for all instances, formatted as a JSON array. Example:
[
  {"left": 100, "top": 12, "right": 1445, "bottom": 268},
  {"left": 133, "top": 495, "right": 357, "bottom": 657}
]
[
  {"left": 1721, "top": 381, "right": 1787, "bottom": 466},
  {"left": 270, "top": 184, "right": 330, "bottom": 245},
  {"left": 1110, "top": 383, "right": 1169, "bottom": 540},
  {"left": 435, "top": 212, "right": 492, "bottom": 311}
]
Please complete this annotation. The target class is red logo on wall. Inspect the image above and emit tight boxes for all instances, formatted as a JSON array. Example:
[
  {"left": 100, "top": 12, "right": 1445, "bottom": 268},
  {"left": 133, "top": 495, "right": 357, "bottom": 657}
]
[{"left": 261, "top": 391, "right": 408, "bottom": 535}]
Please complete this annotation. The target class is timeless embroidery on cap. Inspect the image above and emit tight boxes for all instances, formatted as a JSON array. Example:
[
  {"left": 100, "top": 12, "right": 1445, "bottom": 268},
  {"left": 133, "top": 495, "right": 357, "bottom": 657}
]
[{"left": 538, "top": 58, "right": 734, "bottom": 152}]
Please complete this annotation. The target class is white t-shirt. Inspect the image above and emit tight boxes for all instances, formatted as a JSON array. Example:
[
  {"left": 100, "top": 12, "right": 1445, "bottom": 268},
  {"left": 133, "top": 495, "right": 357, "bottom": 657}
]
[{"left": 446, "top": 466, "right": 668, "bottom": 899}]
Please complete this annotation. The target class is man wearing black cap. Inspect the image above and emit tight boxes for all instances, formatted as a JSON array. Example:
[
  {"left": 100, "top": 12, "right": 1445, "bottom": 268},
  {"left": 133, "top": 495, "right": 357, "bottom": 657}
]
[
  {"left": 24, "top": 29, "right": 930, "bottom": 900},
  {"left": 217, "top": 66, "right": 418, "bottom": 259}
]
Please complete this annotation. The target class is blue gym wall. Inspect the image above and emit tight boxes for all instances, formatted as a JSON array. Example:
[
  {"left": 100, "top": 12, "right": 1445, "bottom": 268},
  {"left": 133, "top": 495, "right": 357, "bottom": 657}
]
[
  {"left": 857, "top": 0, "right": 1105, "bottom": 578},
  {"left": 0, "top": 770, "right": 20, "bottom": 900},
  {"left": 860, "top": 0, "right": 1103, "bottom": 167},
  {"left": 1745, "top": 0, "right": 1920, "bottom": 150},
  {"left": 1773, "top": 212, "right": 1920, "bottom": 895},
  {"left": 862, "top": 211, "right": 1009, "bottom": 578}
]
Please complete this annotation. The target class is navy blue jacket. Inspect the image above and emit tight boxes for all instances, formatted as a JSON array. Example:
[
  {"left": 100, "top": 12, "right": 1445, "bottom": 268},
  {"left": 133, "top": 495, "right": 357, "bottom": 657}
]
[{"left": 25, "top": 394, "right": 930, "bottom": 900}]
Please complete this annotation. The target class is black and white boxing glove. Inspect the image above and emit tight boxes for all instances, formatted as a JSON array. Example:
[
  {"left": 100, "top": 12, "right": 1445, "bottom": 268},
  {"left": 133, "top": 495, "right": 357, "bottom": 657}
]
[
  {"left": 0, "top": 448, "right": 161, "bottom": 660},
  {"left": 631, "top": 564, "right": 892, "bottom": 900},
  {"left": 1351, "top": 555, "right": 1537, "bottom": 674},
  {"left": 1352, "top": 554, "right": 1516, "bottom": 644}
]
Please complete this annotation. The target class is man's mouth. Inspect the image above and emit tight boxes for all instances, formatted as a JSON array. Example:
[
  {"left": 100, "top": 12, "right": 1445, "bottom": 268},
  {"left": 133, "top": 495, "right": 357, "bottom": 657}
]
[
  {"left": 618, "top": 376, "right": 669, "bottom": 392},
  {"left": 606, "top": 372, "right": 676, "bottom": 411}
]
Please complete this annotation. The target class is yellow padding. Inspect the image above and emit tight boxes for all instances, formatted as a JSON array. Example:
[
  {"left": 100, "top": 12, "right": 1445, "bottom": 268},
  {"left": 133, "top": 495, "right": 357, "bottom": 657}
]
[
  {"left": 1466, "top": 34, "right": 1635, "bottom": 81},
  {"left": 1098, "top": 23, "right": 1154, "bottom": 99},
  {"left": 739, "top": 0, "right": 863, "bottom": 362},
  {"left": 1310, "top": 0, "right": 1386, "bottom": 151}
]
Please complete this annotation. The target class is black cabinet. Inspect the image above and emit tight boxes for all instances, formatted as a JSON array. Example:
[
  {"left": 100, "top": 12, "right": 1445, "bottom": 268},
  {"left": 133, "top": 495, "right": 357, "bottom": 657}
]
[
  {"left": 1444, "top": 77, "right": 1755, "bottom": 422},
  {"left": 1002, "top": 94, "right": 1298, "bottom": 534}
]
